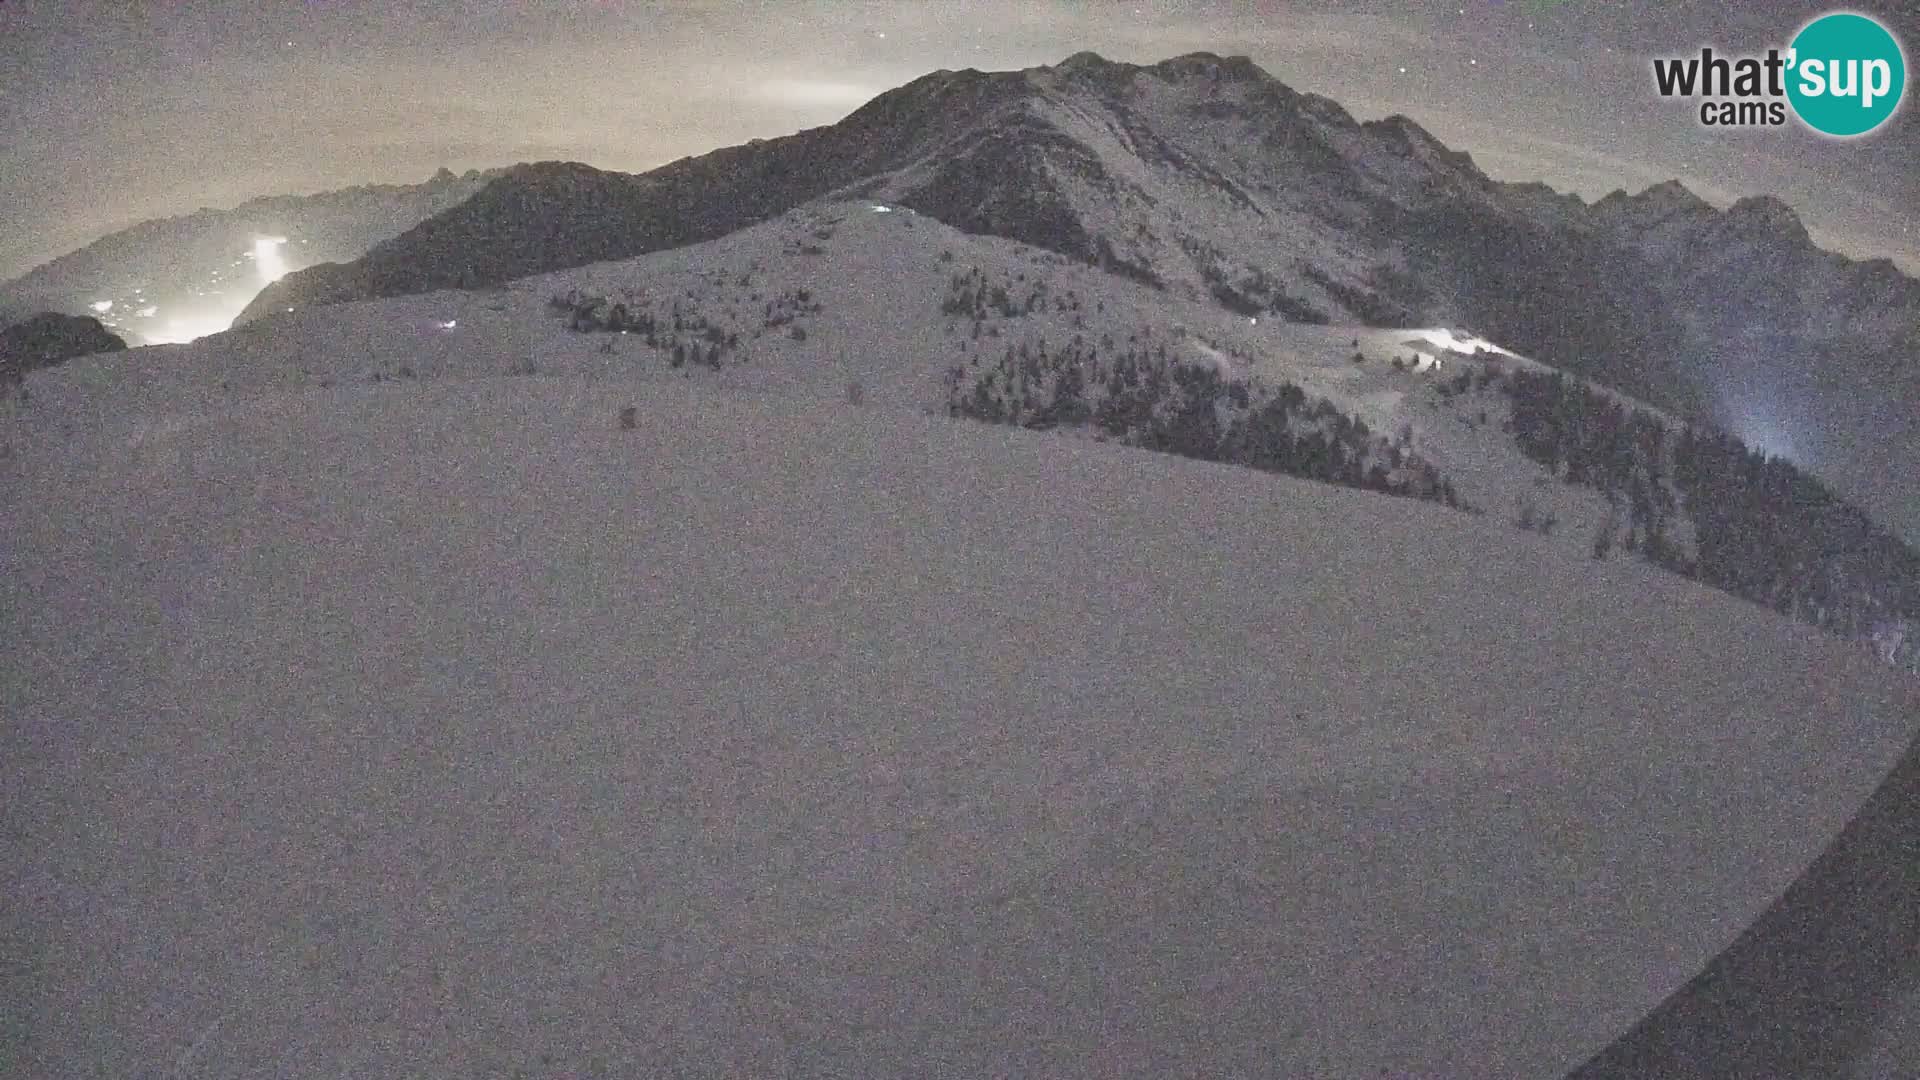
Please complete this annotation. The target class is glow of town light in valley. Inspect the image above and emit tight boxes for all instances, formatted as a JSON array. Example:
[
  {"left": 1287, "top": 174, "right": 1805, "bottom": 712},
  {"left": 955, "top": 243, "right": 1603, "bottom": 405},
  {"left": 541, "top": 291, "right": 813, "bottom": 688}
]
[
  {"left": 137, "top": 235, "right": 297, "bottom": 344},
  {"left": 253, "top": 235, "right": 290, "bottom": 283},
  {"left": 160, "top": 310, "right": 242, "bottom": 343}
]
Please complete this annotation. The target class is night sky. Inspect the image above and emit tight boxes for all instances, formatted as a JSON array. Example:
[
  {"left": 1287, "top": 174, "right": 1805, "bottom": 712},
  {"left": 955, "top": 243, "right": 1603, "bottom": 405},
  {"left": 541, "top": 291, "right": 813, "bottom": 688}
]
[{"left": 4, "top": 0, "right": 1917, "bottom": 283}]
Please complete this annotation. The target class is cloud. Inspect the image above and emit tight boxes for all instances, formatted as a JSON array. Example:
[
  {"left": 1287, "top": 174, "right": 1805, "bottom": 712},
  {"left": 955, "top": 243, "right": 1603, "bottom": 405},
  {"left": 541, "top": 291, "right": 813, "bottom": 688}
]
[
  {"left": 748, "top": 79, "right": 886, "bottom": 109},
  {"left": 1384, "top": 108, "right": 1742, "bottom": 199}
]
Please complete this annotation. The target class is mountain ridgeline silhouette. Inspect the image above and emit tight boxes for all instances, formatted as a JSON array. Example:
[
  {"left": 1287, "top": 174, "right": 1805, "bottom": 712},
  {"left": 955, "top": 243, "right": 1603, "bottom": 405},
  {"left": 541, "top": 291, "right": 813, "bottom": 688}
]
[
  {"left": 0, "top": 312, "right": 126, "bottom": 384},
  {"left": 235, "top": 52, "right": 1920, "bottom": 436}
]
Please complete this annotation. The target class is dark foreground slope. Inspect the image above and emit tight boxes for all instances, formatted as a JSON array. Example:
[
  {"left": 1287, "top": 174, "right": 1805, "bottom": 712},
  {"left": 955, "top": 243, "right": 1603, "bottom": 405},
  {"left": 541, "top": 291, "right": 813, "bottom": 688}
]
[
  {"left": 6, "top": 374, "right": 1915, "bottom": 1078},
  {"left": 0, "top": 312, "right": 125, "bottom": 382},
  {"left": 1572, "top": 720, "right": 1920, "bottom": 1078}
]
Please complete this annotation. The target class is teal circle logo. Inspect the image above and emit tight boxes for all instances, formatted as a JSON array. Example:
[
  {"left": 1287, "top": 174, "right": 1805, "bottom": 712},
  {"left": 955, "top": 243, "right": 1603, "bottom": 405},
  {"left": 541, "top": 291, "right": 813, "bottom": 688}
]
[{"left": 1786, "top": 12, "right": 1906, "bottom": 137}]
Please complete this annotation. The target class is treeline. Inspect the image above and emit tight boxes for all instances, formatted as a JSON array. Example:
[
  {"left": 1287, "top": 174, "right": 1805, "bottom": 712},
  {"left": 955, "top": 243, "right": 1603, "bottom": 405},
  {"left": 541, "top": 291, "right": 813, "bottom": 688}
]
[
  {"left": 945, "top": 333, "right": 1460, "bottom": 509},
  {"left": 548, "top": 287, "right": 822, "bottom": 370},
  {"left": 941, "top": 266, "right": 1090, "bottom": 323},
  {"left": 1504, "top": 369, "right": 1685, "bottom": 568},
  {"left": 1179, "top": 235, "right": 1329, "bottom": 323},
  {"left": 1502, "top": 367, "right": 1920, "bottom": 667},
  {"left": 1676, "top": 425, "right": 1920, "bottom": 645}
]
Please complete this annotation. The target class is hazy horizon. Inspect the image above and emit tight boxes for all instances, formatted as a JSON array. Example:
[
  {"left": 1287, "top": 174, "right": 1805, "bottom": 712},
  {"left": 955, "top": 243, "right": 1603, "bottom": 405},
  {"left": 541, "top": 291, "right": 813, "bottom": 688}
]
[{"left": 3, "top": 1, "right": 1916, "bottom": 281}]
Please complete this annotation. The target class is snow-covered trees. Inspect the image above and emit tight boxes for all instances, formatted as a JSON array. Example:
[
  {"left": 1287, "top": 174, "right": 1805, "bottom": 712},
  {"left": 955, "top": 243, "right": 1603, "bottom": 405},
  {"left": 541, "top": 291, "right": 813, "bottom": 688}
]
[
  {"left": 1502, "top": 365, "right": 1920, "bottom": 668},
  {"left": 947, "top": 335, "right": 1458, "bottom": 510},
  {"left": 547, "top": 288, "right": 761, "bottom": 372}
]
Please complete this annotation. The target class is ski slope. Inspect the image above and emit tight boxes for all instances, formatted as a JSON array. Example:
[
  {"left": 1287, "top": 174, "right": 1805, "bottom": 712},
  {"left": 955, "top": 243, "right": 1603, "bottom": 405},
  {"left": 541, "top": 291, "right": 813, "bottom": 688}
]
[
  {"left": 4, "top": 200, "right": 1672, "bottom": 565},
  {"left": 5, "top": 366, "right": 1915, "bottom": 1077}
]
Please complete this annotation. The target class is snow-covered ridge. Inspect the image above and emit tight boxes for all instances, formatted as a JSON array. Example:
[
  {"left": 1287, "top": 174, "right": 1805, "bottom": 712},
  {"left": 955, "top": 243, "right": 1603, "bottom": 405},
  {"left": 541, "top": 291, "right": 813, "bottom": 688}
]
[
  {"left": 8, "top": 191, "right": 1920, "bottom": 1075},
  {"left": 9, "top": 367, "right": 1916, "bottom": 1077},
  {"left": 3, "top": 202, "right": 1571, "bottom": 500},
  {"left": 10, "top": 198, "right": 1916, "bottom": 676},
  {"left": 192, "top": 55, "right": 1918, "bottom": 565}
]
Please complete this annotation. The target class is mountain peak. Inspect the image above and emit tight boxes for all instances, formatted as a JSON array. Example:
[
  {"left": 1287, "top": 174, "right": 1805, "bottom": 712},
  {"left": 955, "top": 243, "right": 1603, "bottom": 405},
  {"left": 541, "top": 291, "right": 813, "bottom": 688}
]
[
  {"left": 1042, "top": 50, "right": 1274, "bottom": 88},
  {"left": 1056, "top": 50, "right": 1119, "bottom": 71},
  {"left": 1591, "top": 179, "right": 1715, "bottom": 224},
  {"left": 1638, "top": 179, "right": 1712, "bottom": 209},
  {"left": 1151, "top": 51, "right": 1271, "bottom": 82},
  {"left": 1359, "top": 114, "right": 1487, "bottom": 185},
  {"left": 1725, "top": 194, "right": 1810, "bottom": 246},
  {"left": 1367, "top": 114, "right": 1463, "bottom": 156},
  {"left": 1039, "top": 50, "right": 1143, "bottom": 95}
]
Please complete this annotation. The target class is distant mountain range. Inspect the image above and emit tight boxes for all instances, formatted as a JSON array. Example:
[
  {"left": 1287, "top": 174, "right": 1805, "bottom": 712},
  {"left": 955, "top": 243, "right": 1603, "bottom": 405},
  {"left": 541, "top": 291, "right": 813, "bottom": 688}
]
[
  {"left": 15, "top": 184, "right": 1917, "bottom": 673},
  {"left": 13, "top": 52, "right": 1913, "bottom": 493},
  {"left": 0, "top": 167, "right": 506, "bottom": 345},
  {"left": 235, "top": 52, "right": 1918, "bottom": 445},
  {"left": 7, "top": 51, "right": 1917, "bottom": 661},
  {"left": 8, "top": 50, "right": 1918, "bottom": 1078}
]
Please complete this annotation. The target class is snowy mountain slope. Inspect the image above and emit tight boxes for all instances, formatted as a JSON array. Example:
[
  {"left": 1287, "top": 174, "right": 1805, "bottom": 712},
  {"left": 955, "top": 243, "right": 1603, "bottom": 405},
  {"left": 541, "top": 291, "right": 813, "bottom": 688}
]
[
  {"left": 24, "top": 199, "right": 1919, "bottom": 673},
  {"left": 226, "top": 54, "right": 1920, "bottom": 543},
  {"left": 6, "top": 364, "right": 1916, "bottom": 1078},
  {"left": 9, "top": 203, "right": 1637, "bottom": 557},
  {"left": 1577, "top": 179, "right": 1920, "bottom": 548},
  {"left": 1856, "top": 981, "right": 1920, "bottom": 1079},
  {"left": 13, "top": 204, "right": 1112, "bottom": 419},
  {"left": 1182, "top": 319, "right": 1694, "bottom": 557},
  {"left": 1588, "top": 182, "right": 1920, "bottom": 350},
  {"left": 238, "top": 52, "right": 1693, "bottom": 406}
]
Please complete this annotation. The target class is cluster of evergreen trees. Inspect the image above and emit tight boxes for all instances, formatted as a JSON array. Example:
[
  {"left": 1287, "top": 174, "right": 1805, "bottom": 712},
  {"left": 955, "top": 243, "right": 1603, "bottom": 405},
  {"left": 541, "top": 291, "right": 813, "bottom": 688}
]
[
  {"left": 946, "top": 333, "right": 1459, "bottom": 509},
  {"left": 1500, "top": 366, "right": 1920, "bottom": 668},
  {"left": 1503, "top": 369, "right": 1684, "bottom": 567},
  {"left": 759, "top": 287, "right": 822, "bottom": 330},
  {"left": 550, "top": 290, "right": 658, "bottom": 335},
  {"left": 941, "top": 267, "right": 1088, "bottom": 324},
  {"left": 1180, "top": 236, "right": 1329, "bottom": 323},
  {"left": 546, "top": 289, "right": 745, "bottom": 370},
  {"left": 1674, "top": 425, "right": 1920, "bottom": 649}
]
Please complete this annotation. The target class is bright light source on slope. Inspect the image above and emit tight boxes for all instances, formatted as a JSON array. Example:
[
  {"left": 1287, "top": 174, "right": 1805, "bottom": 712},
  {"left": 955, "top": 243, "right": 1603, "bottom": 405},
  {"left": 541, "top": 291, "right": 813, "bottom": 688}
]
[
  {"left": 1412, "top": 327, "right": 1515, "bottom": 357},
  {"left": 871, "top": 204, "right": 893, "bottom": 213},
  {"left": 253, "top": 235, "right": 291, "bottom": 284},
  {"left": 90, "top": 300, "right": 113, "bottom": 313},
  {"left": 1726, "top": 393, "right": 1803, "bottom": 463},
  {"left": 439, "top": 320, "right": 457, "bottom": 330},
  {"left": 151, "top": 311, "right": 236, "bottom": 344}
]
